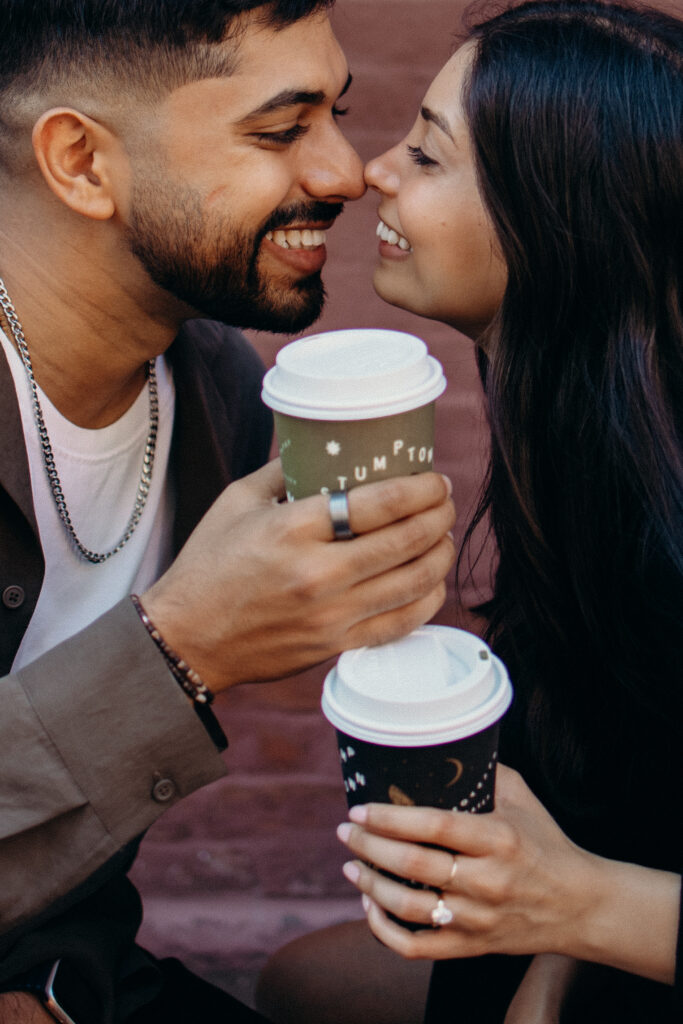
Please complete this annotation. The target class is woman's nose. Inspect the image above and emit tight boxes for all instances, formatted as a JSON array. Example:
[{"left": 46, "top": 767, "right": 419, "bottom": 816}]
[{"left": 364, "top": 147, "right": 401, "bottom": 195}]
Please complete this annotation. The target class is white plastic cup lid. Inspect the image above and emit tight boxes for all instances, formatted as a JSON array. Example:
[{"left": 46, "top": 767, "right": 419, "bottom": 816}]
[
  {"left": 261, "top": 328, "right": 446, "bottom": 421},
  {"left": 322, "top": 626, "right": 513, "bottom": 747}
]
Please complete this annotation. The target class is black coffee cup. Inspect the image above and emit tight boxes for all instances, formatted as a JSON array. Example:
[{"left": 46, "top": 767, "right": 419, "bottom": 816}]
[{"left": 322, "top": 626, "right": 513, "bottom": 928}]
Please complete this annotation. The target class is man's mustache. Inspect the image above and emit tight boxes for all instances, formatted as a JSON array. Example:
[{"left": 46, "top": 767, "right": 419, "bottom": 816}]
[{"left": 261, "top": 201, "right": 344, "bottom": 236}]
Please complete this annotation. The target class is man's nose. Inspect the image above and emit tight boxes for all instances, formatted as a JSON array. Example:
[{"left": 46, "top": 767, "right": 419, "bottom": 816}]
[{"left": 301, "top": 127, "right": 366, "bottom": 201}]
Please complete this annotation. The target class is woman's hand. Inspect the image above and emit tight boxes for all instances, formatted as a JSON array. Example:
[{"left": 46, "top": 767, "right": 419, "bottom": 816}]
[
  {"left": 337, "top": 765, "right": 594, "bottom": 961},
  {"left": 336, "top": 765, "right": 680, "bottom": 983}
]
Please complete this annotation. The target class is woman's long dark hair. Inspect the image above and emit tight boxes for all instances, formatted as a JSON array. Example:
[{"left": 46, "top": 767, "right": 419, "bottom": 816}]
[{"left": 460, "top": 1, "right": 683, "bottom": 831}]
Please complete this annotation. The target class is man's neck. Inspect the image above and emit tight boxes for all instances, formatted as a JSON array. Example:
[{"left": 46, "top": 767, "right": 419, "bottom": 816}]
[{"left": 0, "top": 234, "right": 183, "bottom": 428}]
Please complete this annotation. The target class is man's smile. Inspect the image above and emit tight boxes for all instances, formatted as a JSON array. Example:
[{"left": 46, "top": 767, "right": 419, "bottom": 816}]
[
  {"left": 265, "top": 227, "right": 327, "bottom": 250},
  {"left": 261, "top": 212, "right": 338, "bottom": 274},
  {"left": 261, "top": 225, "right": 329, "bottom": 273}
]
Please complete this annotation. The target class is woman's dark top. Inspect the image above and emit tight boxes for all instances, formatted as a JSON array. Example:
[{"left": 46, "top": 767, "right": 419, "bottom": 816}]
[{"left": 424, "top": 654, "right": 683, "bottom": 1023}]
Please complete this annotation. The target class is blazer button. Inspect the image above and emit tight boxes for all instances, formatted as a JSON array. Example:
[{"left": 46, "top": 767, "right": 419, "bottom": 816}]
[
  {"left": 2, "top": 585, "right": 25, "bottom": 609},
  {"left": 152, "top": 776, "right": 176, "bottom": 803}
]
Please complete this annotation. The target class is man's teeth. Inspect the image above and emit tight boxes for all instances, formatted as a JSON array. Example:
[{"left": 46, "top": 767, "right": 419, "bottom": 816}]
[
  {"left": 376, "top": 219, "right": 411, "bottom": 251},
  {"left": 266, "top": 228, "right": 326, "bottom": 250}
]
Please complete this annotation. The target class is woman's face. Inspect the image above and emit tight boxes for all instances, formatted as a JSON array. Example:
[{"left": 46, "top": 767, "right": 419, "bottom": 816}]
[{"left": 365, "top": 41, "right": 507, "bottom": 339}]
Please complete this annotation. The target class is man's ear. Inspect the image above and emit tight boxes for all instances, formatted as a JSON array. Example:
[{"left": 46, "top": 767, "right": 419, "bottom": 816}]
[{"left": 31, "top": 108, "right": 125, "bottom": 220}]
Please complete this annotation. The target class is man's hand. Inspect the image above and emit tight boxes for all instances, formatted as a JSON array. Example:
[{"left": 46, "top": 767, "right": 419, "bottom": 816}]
[{"left": 143, "top": 460, "right": 456, "bottom": 692}]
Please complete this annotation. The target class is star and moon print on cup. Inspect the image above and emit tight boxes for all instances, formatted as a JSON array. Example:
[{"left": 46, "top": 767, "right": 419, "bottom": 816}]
[
  {"left": 334, "top": 708, "right": 500, "bottom": 932},
  {"left": 335, "top": 727, "right": 499, "bottom": 813}
]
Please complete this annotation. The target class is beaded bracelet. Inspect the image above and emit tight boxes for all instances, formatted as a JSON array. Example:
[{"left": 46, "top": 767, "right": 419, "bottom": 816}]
[{"left": 130, "top": 593, "right": 215, "bottom": 706}]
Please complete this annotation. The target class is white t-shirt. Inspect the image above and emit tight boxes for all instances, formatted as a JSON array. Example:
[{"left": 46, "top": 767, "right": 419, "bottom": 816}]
[{"left": 0, "top": 328, "right": 176, "bottom": 670}]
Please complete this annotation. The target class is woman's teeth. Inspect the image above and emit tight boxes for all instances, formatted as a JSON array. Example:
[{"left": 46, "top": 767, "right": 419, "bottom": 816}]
[
  {"left": 377, "top": 219, "right": 411, "bottom": 251},
  {"left": 266, "top": 228, "right": 326, "bottom": 250}
]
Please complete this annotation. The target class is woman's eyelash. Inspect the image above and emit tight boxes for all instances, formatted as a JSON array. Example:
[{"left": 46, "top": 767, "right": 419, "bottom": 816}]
[
  {"left": 333, "top": 105, "right": 350, "bottom": 118},
  {"left": 407, "top": 144, "right": 438, "bottom": 167}
]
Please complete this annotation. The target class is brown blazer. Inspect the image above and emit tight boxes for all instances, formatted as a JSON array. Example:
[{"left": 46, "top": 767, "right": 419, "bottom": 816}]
[{"left": 0, "top": 319, "right": 272, "bottom": 943}]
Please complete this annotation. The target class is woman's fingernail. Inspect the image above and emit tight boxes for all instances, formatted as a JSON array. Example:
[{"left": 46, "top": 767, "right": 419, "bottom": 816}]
[
  {"left": 362, "top": 894, "right": 371, "bottom": 912},
  {"left": 342, "top": 861, "right": 361, "bottom": 883},
  {"left": 441, "top": 474, "right": 453, "bottom": 496},
  {"left": 348, "top": 805, "right": 368, "bottom": 824},
  {"left": 337, "top": 822, "right": 352, "bottom": 842}
]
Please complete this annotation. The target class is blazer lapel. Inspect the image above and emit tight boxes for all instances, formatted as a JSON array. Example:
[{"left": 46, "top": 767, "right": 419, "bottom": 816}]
[{"left": 0, "top": 340, "right": 38, "bottom": 538}]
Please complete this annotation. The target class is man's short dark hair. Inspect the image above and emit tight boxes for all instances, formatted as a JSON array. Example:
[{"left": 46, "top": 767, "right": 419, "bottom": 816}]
[
  {"left": 0, "top": 1, "right": 334, "bottom": 83},
  {"left": 0, "top": 0, "right": 334, "bottom": 171}
]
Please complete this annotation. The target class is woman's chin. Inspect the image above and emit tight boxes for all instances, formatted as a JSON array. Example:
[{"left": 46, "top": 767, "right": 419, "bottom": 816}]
[
  {"left": 371, "top": 278, "right": 461, "bottom": 334},
  {"left": 371, "top": 275, "right": 495, "bottom": 343},
  {"left": 371, "top": 270, "right": 421, "bottom": 317}
]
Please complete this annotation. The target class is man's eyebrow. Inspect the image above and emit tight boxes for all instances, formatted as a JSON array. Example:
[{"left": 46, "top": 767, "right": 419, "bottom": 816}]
[
  {"left": 239, "top": 72, "right": 352, "bottom": 123},
  {"left": 420, "top": 104, "right": 454, "bottom": 141}
]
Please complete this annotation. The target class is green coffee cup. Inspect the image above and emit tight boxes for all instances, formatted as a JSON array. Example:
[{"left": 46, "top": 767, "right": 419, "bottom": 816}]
[{"left": 261, "top": 328, "right": 447, "bottom": 500}]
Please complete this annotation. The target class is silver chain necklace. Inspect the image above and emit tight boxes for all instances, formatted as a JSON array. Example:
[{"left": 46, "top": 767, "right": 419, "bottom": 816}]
[{"left": 0, "top": 276, "right": 158, "bottom": 564}]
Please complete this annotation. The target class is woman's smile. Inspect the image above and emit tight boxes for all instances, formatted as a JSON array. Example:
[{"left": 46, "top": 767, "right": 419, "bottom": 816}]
[{"left": 376, "top": 217, "right": 412, "bottom": 253}]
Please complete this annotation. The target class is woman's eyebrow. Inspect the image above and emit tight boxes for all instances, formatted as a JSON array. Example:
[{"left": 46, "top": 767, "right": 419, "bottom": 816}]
[{"left": 420, "top": 104, "right": 454, "bottom": 141}]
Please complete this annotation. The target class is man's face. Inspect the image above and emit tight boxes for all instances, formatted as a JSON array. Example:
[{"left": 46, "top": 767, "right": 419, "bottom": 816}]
[{"left": 127, "top": 10, "right": 364, "bottom": 332}]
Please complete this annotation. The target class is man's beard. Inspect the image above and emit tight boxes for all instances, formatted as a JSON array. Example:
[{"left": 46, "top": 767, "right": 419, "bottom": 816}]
[{"left": 128, "top": 179, "right": 341, "bottom": 333}]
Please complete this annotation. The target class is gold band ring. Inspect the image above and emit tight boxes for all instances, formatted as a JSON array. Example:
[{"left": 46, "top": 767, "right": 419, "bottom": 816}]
[{"left": 441, "top": 855, "right": 458, "bottom": 889}]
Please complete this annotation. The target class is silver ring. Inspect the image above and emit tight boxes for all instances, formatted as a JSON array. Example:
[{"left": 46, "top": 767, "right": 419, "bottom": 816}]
[
  {"left": 431, "top": 895, "right": 454, "bottom": 928},
  {"left": 328, "top": 490, "right": 354, "bottom": 540}
]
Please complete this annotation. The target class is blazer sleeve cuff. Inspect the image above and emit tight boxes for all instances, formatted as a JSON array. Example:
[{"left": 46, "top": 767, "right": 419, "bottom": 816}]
[{"left": 13, "top": 595, "right": 227, "bottom": 843}]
